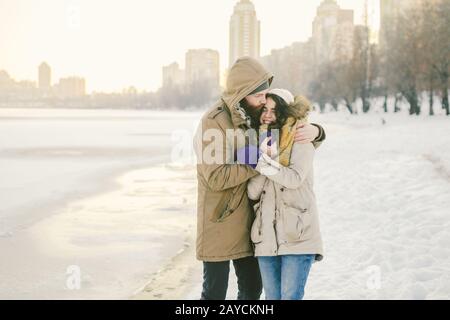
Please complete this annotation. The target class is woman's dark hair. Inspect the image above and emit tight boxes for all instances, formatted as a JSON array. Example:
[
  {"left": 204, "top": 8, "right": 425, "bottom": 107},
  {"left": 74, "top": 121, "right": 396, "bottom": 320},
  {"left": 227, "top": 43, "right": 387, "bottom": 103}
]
[{"left": 257, "top": 93, "right": 289, "bottom": 130}]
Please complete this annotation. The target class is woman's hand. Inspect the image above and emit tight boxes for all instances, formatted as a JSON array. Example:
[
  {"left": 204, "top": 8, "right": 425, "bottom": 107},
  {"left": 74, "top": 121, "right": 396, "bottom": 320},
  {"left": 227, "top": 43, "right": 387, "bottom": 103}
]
[
  {"left": 294, "top": 123, "right": 319, "bottom": 144},
  {"left": 260, "top": 136, "right": 278, "bottom": 159}
]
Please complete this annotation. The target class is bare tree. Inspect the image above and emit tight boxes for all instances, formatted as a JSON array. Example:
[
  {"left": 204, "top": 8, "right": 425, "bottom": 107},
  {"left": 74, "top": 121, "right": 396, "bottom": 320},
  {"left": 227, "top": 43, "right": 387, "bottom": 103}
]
[{"left": 421, "top": 0, "right": 450, "bottom": 115}]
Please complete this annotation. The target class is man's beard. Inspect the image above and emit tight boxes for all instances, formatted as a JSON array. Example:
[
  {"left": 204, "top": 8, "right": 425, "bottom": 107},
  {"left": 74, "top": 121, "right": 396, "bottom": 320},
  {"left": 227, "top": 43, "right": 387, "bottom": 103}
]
[{"left": 240, "top": 100, "right": 264, "bottom": 129}]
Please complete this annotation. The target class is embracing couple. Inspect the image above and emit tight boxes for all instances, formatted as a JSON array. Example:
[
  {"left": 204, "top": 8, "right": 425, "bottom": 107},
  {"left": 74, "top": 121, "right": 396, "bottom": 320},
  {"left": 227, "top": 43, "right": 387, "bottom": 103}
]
[{"left": 193, "top": 57, "right": 325, "bottom": 300}]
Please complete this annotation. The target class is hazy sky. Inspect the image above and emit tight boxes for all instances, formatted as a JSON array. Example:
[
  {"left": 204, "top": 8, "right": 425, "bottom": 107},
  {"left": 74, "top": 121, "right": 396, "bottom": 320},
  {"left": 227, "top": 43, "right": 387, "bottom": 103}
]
[{"left": 0, "top": 0, "right": 379, "bottom": 93}]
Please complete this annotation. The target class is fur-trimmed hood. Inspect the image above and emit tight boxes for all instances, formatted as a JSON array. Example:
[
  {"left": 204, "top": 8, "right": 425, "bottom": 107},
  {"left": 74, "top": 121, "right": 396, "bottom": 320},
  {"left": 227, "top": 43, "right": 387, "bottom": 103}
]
[{"left": 288, "top": 95, "right": 312, "bottom": 123}]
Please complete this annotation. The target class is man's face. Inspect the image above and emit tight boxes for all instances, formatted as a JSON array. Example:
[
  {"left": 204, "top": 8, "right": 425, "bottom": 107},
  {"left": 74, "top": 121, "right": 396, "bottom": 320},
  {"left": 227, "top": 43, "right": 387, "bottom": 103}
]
[
  {"left": 244, "top": 89, "right": 269, "bottom": 110},
  {"left": 242, "top": 89, "right": 269, "bottom": 128}
]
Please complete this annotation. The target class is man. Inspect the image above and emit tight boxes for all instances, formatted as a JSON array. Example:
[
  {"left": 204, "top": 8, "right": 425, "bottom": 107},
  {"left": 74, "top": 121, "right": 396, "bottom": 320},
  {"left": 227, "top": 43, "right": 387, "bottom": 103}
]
[{"left": 193, "top": 57, "right": 326, "bottom": 300}]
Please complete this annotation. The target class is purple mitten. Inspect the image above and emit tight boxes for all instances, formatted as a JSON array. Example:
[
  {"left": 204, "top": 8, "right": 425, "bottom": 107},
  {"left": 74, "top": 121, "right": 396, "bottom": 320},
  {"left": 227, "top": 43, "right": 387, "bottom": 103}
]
[
  {"left": 259, "top": 130, "right": 273, "bottom": 146},
  {"left": 236, "top": 145, "right": 260, "bottom": 169}
]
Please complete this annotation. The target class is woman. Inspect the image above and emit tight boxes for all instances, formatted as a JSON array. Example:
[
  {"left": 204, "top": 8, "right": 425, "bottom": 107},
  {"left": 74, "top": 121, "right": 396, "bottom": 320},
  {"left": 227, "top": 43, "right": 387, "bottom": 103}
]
[{"left": 246, "top": 89, "right": 324, "bottom": 300}]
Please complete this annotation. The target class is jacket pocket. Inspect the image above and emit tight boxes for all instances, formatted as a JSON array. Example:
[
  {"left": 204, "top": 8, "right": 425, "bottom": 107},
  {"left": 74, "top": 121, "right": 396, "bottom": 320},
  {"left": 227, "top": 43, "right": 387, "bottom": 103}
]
[
  {"left": 283, "top": 188, "right": 312, "bottom": 212},
  {"left": 208, "top": 189, "right": 233, "bottom": 222},
  {"left": 282, "top": 206, "right": 312, "bottom": 242},
  {"left": 211, "top": 184, "right": 246, "bottom": 223},
  {"left": 226, "top": 183, "right": 246, "bottom": 214},
  {"left": 250, "top": 202, "right": 263, "bottom": 244}
]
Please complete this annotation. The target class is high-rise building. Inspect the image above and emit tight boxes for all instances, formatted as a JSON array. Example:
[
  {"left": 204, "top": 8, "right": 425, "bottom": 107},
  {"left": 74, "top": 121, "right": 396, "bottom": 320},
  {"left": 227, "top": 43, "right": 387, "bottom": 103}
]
[
  {"left": 185, "top": 49, "right": 220, "bottom": 89},
  {"left": 312, "top": 0, "right": 354, "bottom": 65},
  {"left": 380, "top": 0, "right": 420, "bottom": 26},
  {"left": 0, "top": 70, "right": 38, "bottom": 101},
  {"left": 38, "top": 62, "right": 51, "bottom": 91},
  {"left": 229, "top": 0, "right": 260, "bottom": 67},
  {"left": 379, "top": 0, "right": 421, "bottom": 48},
  {"left": 162, "top": 62, "right": 185, "bottom": 88},
  {"left": 55, "top": 77, "right": 85, "bottom": 98},
  {"left": 261, "top": 39, "right": 315, "bottom": 94},
  {"left": 0, "top": 70, "right": 13, "bottom": 88}
]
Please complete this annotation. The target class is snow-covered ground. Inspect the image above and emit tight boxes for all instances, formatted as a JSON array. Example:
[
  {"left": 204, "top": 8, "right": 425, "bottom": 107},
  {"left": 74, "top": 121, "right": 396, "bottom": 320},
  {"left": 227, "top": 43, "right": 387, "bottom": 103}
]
[
  {"left": 134, "top": 108, "right": 450, "bottom": 300},
  {"left": 302, "top": 112, "right": 450, "bottom": 299},
  {"left": 180, "top": 111, "right": 450, "bottom": 300},
  {"left": 1, "top": 107, "right": 449, "bottom": 299}
]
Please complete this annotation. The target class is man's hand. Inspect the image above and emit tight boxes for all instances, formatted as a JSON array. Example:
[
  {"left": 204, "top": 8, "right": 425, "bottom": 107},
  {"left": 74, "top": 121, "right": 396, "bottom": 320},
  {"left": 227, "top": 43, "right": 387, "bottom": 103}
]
[{"left": 294, "top": 123, "right": 319, "bottom": 144}]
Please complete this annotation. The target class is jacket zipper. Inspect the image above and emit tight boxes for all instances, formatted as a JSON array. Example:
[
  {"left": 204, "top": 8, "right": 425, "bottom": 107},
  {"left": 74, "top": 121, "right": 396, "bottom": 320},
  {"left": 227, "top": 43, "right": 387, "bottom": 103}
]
[{"left": 273, "top": 183, "right": 279, "bottom": 255}]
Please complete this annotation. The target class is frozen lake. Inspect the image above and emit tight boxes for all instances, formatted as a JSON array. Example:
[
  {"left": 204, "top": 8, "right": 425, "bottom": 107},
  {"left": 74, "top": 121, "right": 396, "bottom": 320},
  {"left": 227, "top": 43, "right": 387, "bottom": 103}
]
[
  {"left": 0, "top": 108, "right": 201, "bottom": 299},
  {"left": 0, "top": 108, "right": 201, "bottom": 236}
]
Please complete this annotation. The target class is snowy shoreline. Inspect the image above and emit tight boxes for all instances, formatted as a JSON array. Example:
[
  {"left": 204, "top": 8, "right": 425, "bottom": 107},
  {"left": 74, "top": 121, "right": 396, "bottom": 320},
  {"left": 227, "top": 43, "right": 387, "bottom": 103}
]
[
  {"left": 0, "top": 108, "right": 202, "bottom": 299},
  {"left": 0, "top": 162, "right": 198, "bottom": 299}
]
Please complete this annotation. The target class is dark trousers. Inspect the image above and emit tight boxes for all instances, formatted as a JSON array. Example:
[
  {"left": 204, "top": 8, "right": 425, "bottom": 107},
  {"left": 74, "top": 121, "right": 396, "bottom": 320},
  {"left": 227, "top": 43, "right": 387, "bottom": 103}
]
[{"left": 200, "top": 256, "right": 263, "bottom": 300}]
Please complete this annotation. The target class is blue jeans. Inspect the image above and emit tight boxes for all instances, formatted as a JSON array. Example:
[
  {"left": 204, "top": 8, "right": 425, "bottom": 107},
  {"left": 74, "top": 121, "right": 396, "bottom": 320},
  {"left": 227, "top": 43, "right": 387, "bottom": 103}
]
[{"left": 257, "top": 254, "right": 315, "bottom": 300}]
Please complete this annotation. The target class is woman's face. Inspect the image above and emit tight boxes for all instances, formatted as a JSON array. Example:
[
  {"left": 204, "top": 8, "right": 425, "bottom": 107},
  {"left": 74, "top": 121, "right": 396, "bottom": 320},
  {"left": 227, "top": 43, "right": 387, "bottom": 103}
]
[{"left": 260, "top": 97, "right": 277, "bottom": 125}]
